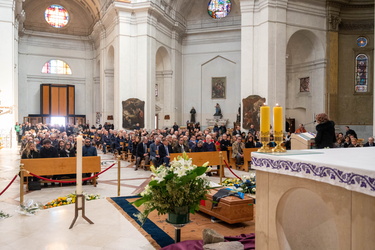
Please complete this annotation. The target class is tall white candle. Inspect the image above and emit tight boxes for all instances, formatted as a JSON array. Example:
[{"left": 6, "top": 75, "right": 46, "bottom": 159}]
[{"left": 76, "top": 135, "right": 83, "bottom": 194}]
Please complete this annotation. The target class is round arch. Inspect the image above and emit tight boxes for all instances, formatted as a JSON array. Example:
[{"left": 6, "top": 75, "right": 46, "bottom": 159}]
[{"left": 285, "top": 29, "right": 326, "bottom": 131}]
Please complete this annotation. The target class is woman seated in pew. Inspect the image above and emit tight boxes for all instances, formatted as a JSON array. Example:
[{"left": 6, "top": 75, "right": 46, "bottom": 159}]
[
  {"left": 21, "top": 141, "right": 40, "bottom": 159},
  {"left": 245, "top": 135, "right": 256, "bottom": 148},
  {"left": 59, "top": 141, "right": 76, "bottom": 157},
  {"left": 58, "top": 142, "right": 76, "bottom": 180},
  {"left": 57, "top": 140, "right": 65, "bottom": 156}
]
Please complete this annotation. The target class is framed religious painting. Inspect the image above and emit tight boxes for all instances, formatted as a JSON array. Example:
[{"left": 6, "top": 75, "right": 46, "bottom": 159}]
[
  {"left": 299, "top": 77, "right": 310, "bottom": 92},
  {"left": 212, "top": 77, "right": 226, "bottom": 99}
]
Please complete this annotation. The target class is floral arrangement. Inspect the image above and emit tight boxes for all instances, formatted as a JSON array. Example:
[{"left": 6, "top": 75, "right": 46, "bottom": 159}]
[
  {"left": 16, "top": 200, "right": 42, "bottom": 216},
  {"left": 43, "top": 193, "right": 100, "bottom": 209},
  {"left": 222, "top": 173, "right": 256, "bottom": 194},
  {"left": 0, "top": 210, "right": 11, "bottom": 219},
  {"left": 132, "top": 153, "right": 211, "bottom": 225}
]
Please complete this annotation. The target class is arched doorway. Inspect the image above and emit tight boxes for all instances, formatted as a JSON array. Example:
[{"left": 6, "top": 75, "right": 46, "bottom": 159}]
[
  {"left": 155, "top": 46, "right": 172, "bottom": 129},
  {"left": 286, "top": 30, "right": 325, "bottom": 131}
]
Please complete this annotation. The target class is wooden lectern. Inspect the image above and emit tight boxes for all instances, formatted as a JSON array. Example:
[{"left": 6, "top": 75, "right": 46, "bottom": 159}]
[{"left": 291, "top": 132, "right": 315, "bottom": 150}]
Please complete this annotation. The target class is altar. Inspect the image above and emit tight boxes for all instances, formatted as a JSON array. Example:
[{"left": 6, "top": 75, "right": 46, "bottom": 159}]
[{"left": 251, "top": 147, "right": 375, "bottom": 250}]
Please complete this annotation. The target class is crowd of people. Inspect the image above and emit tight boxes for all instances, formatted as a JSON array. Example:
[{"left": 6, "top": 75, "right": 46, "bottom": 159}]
[{"left": 17, "top": 118, "right": 374, "bottom": 173}]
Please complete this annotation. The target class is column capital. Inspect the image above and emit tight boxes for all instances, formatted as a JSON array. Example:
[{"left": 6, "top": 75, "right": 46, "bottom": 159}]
[{"left": 328, "top": 14, "right": 341, "bottom": 32}]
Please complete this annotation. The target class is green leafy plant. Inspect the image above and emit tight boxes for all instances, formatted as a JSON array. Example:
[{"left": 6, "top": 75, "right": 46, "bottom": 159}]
[
  {"left": 132, "top": 153, "right": 211, "bottom": 225},
  {"left": 0, "top": 210, "right": 11, "bottom": 219}
]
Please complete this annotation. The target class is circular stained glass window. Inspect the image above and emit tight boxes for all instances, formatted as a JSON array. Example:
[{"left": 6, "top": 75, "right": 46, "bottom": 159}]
[
  {"left": 357, "top": 37, "right": 367, "bottom": 47},
  {"left": 208, "top": 0, "right": 232, "bottom": 19},
  {"left": 45, "top": 4, "right": 69, "bottom": 28}
]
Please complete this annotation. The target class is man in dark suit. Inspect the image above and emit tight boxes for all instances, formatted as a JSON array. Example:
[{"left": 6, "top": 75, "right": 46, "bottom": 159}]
[
  {"left": 135, "top": 137, "right": 149, "bottom": 170},
  {"left": 232, "top": 125, "right": 241, "bottom": 137},
  {"left": 192, "top": 140, "right": 204, "bottom": 152},
  {"left": 159, "top": 138, "right": 173, "bottom": 166},
  {"left": 345, "top": 126, "right": 357, "bottom": 139},
  {"left": 149, "top": 137, "right": 161, "bottom": 167},
  {"left": 173, "top": 138, "right": 189, "bottom": 153},
  {"left": 363, "top": 137, "right": 375, "bottom": 147}
]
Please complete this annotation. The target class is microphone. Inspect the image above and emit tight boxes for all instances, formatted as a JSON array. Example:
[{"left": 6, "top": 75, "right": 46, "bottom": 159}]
[{"left": 303, "top": 120, "right": 316, "bottom": 126}]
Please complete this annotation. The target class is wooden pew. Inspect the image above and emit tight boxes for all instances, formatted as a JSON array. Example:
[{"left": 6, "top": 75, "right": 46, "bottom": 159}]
[
  {"left": 241, "top": 148, "right": 259, "bottom": 172},
  {"left": 20, "top": 156, "right": 101, "bottom": 190},
  {"left": 169, "top": 151, "right": 227, "bottom": 177}
]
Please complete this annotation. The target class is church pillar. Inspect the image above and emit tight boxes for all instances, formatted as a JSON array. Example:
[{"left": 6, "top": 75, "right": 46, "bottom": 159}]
[
  {"left": 268, "top": 1, "right": 287, "bottom": 112},
  {"left": 240, "top": 0, "right": 256, "bottom": 127},
  {"left": 0, "top": 0, "right": 16, "bottom": 132},
  {"left": 240, "top": 0, "right": 287, "bottom": 126},
  {"left": 117, "top": 6, "right": 152, "bottom": 129},
  {"left": 373, "top": 11, "right": 375, "bottom": 136},
  {"left": 162, "top": 71, "right": 173, "bottom": 127},
  {"left": 326, "top": 5, "right": 341, "bottom": 123},
  {"left": 99, "top": 28, "right": 106, "bottom": 126}
]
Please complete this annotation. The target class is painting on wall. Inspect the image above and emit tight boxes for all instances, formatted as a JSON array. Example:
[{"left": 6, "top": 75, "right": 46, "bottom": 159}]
[
  {"left": 242, "top": 95, "right": 266, "bottom": 130},
  {"left": 211, "top": 77, "right": 226, "bottom": 99},
  {"left": 122, "top": 98, "right": 145, "bottom": 129},
  {"left": 299, "top": 77, "right": 310, "bottom": 92}
]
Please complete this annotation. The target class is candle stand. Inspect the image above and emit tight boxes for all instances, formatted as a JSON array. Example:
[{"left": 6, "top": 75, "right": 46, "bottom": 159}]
[
  {"left": 258, "top": 132, "right": 272, "bottom": 153},
  {"left": 272, "top": 130, "right": 286, "bottom": 153},
  {"left": 69, "top": 194, "right": 94, "bottom": 229}
]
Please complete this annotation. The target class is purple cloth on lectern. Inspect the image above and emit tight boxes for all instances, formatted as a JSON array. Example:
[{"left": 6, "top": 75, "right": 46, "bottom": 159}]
[{"left": 161, "top": 233, "right": 255, "bottom": 250}]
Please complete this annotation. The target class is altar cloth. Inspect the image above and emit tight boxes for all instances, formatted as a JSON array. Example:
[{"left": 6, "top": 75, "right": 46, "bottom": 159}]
[{"left": 252, "top": 147, "right": 375, "bottom": 197}]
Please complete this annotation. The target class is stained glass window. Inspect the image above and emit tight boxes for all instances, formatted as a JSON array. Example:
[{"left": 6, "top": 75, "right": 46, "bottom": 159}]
[
  {"left": 208, "top": 0, "right": 231, "bottom": 19},
  {"left": 355, "top": 54, "right": 368, "bottom": 93},
  {"left": 357, "top": 37, "right": 368, "bottom": 47},
  {"left": 42, "top": 60, "right": 72, "bottom": 75},
  {"left": 45, "top": 5, "right": 69, "bottom": 28}
]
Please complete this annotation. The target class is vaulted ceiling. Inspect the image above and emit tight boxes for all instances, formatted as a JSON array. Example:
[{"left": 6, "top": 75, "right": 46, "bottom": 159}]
[{"left": 22, "top": 0, "right": 103, "bottom": 36}]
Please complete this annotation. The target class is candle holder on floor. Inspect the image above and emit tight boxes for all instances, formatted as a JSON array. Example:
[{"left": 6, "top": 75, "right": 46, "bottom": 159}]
[
  {"left": 69, "top": 194, "right": 94, "bottom": 229},
  {"left": 258, "top": 132, "right": 272, "bottom": 153},
  {"left": 272, "top": 131, "right": 286, "bottom": 153}
]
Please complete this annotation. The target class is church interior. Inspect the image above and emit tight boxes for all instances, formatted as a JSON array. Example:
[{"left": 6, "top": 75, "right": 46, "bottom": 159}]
[{"left": 0, "top": 0, "right": 374, "bottom": 249}]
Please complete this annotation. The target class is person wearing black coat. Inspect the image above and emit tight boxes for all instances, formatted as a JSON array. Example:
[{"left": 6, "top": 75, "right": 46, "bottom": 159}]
[
  {"left": 192, "top": 140, "right": 205, "bottom": 152},
  {"left": 39, "top": 140, "right": 58, "bottom": 158},
  {"left": 21, "top": 142, "right": 40, "bottom": 159},
  {"left": 135, "top": 137, "right": 149, "bottom": 170},
  {"left": 82, "top": 139, "right": 97, "bottom": 156},
  {"left": 59, "top": 142, "right": 76, "bottom": 157},
  {"left": 315, "top": 113, "right": 336, "bottom": 149}
]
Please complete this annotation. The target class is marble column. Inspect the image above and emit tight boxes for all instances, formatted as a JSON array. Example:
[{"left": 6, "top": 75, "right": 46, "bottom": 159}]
[
  {"left": 240, "top": 0, "right": 256, "bottom": 129},
  {"left": 0, "top": 0, "right": 16, "bottom": 134}
]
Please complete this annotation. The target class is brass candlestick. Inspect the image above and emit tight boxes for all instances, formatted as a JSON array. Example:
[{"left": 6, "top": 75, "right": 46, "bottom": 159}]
[
  {"left": 272, "top": 130, "right": 286, "bottom": 153},
  {"left": 257, "top": 131, "right": 272, "bottom": 153}
]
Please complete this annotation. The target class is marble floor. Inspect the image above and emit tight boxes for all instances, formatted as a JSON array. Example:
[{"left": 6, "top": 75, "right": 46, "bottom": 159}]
[{"left": 0, "top": 147, "right": 250, "bottom": 250}]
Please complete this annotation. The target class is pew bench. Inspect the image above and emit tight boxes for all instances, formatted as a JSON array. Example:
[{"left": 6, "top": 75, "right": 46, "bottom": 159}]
[
  {"left": 20, "top": 156, "right": 101, "bottom": 191},
  {"left": 169, "top": 151, "right": 227, "bottom": 177}
]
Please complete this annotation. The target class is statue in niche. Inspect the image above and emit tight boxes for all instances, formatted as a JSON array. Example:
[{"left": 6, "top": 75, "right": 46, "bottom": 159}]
[
  {"left": 122, "top": 98, "right": 145, "bottom": 129},
  {"left": 214, "top": 103, "right": 223, "bottom": 119},
  {"left": 242, "top": 95, "right": 266, "bottom": 130},
  {"left": 236, "top": 104, "right": 241, "bottom": 123},
  {"left": 190, "top": 107, "right": 196, "bottom": 123}
]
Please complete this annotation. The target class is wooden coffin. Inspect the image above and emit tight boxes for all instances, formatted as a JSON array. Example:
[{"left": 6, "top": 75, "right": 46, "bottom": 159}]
[{"left": 199, "top": 188, "right": 254, "bottom": 224}]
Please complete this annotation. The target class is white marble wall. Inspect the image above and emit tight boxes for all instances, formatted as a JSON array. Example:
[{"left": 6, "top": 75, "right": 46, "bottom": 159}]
[{"left": 17, "top": 32, "right": 95, "bottom": 123}]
